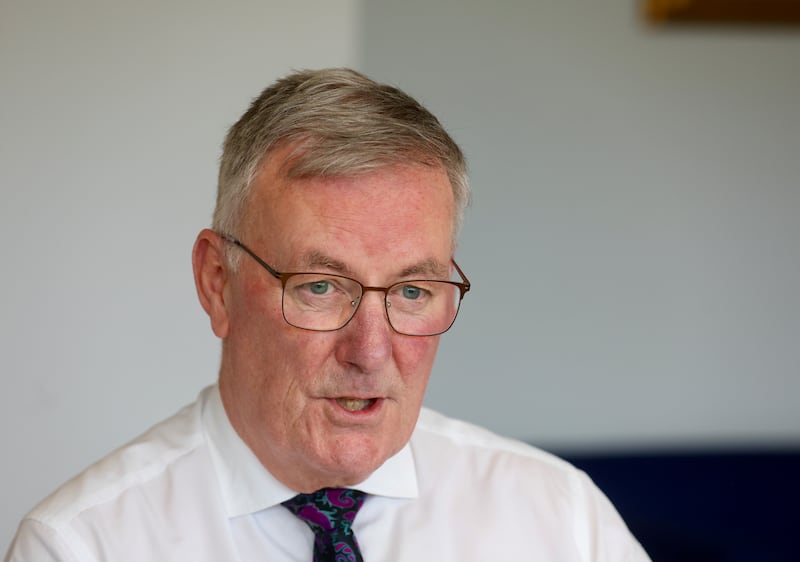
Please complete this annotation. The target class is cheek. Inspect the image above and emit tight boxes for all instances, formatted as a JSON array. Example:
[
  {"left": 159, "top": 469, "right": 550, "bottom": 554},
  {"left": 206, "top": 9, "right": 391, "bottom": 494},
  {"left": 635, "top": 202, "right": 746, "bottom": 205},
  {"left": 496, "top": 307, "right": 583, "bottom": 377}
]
[
  {"left": 267, "top": 331, "right": 342, "bottom": 398},
  {"left": 227, "top": 273, "right": 280, "bottom": 331},
  {"left": 396, "top": 336, "right": 440, "bottom": 384}
]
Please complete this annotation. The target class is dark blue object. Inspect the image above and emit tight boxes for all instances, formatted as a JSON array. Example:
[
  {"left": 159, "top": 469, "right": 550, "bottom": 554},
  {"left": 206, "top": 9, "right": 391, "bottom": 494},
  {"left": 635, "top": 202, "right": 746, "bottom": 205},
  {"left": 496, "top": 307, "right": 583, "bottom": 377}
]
[{"left": 561, "top": 450, "right": 800, "bottom": 562}]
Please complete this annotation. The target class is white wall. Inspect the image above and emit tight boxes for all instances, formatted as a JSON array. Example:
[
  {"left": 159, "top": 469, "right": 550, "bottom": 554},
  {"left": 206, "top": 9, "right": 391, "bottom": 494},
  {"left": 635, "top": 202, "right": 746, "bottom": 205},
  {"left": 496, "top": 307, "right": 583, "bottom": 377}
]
[
  {"left": 364, "top": 0, "right": 800, "bottom": 450},
  {"left": 0, "top": 0, "right": 361, "bottom": 548}
]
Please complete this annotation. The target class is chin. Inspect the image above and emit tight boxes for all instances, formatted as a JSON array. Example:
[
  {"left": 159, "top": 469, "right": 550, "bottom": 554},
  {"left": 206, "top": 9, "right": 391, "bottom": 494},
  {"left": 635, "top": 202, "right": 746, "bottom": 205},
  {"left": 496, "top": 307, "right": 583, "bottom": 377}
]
[{"left": 320, "top": 435, "right": 396, "bottom": 484}]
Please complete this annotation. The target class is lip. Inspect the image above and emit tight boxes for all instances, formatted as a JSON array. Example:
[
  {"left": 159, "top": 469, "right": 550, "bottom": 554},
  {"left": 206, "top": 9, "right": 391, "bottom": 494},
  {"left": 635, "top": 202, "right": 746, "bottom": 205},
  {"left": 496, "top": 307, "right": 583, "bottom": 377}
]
[{"left": 325, "top": 397, "right": 384, "bottom": 420}]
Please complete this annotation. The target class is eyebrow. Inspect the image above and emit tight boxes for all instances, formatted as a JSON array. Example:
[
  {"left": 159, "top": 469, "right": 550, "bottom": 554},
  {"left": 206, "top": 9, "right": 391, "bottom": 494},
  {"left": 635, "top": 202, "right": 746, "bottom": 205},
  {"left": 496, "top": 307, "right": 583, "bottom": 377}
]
[
  {"left": 398, "top": 258, "right": 450, "bottom": 279},
  {"left": 298, "top": 251, "right": 450, "bottom": 280},
  {"left": 299, "top": 250, "right": 353, "bottom": 274}
]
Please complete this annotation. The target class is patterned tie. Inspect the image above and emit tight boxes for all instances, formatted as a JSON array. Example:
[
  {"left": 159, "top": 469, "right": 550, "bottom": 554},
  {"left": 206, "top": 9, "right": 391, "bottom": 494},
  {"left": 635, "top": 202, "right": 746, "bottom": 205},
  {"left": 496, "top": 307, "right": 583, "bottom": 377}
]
[{"left": 281, "top": 487, "right": 367, "bottom": 562}]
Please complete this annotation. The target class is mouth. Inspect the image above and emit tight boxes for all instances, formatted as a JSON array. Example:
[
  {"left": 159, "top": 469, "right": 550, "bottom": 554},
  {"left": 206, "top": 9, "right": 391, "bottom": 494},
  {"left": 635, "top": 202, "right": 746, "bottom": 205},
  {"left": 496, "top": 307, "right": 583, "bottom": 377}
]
[{"left": 334, "top": 397, "right": 378, "bottom": 412}]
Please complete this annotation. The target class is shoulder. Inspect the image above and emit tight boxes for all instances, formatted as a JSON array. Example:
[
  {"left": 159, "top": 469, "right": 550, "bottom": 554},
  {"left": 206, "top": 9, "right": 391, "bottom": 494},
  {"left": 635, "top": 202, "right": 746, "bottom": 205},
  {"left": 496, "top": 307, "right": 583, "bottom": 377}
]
[
  {"left": 8, "top": 387, "right": 239, "bottom": 561},
  {"left": 25, "top": 391, "right": 208, "bottom": 530},
  {"left": 410, "top": 407, "right": 599, "bottom": 510},
  {"left": 413, "top": 406, "right": 574, "bottom": 471},
  {"left": 408, "top": 408, "right": 651, "bottom": 561}
]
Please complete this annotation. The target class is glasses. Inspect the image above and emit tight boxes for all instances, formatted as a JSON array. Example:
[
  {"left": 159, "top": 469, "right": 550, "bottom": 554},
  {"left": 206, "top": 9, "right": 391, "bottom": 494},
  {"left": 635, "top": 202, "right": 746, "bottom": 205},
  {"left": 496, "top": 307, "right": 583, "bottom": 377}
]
[{"left": 220, "top": 233, "right": 470, "bottom": 336}]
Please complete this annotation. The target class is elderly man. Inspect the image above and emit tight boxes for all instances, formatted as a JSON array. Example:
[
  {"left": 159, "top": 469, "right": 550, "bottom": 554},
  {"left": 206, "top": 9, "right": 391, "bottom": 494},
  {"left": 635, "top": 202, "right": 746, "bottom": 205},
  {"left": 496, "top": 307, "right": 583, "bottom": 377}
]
[{"left": 6, "top": 69, "right": 650, "bottom": 561}]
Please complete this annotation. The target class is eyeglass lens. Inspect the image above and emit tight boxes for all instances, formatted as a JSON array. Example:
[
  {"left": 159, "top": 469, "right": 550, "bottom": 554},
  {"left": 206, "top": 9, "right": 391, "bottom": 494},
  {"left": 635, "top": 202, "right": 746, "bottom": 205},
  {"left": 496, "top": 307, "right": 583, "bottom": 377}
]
[{"left": 281, "top": 273, "right": 461, "bottom": 336}]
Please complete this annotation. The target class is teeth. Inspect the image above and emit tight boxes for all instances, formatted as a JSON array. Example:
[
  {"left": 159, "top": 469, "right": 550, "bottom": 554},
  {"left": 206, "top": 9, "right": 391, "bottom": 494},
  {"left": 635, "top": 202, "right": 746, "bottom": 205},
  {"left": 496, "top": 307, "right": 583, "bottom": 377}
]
[{"left": 336, "top": 398, "right": 373, "bottom": 412}]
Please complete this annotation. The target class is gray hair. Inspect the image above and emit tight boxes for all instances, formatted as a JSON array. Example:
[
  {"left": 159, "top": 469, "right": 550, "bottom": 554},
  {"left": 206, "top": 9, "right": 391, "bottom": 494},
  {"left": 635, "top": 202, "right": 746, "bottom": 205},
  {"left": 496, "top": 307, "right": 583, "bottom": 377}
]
[{"left": 213, "top": 68, "right": 469, "bottom": 260}]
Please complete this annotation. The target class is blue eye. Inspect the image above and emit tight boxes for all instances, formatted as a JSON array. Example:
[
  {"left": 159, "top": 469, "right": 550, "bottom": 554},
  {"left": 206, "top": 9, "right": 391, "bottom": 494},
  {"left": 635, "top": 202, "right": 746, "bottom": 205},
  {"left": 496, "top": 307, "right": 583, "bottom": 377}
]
[
  {"left": 401, "top": 285, "right": 422, "bottom": 300},
  {"left": 309, "top": 281, "right": 331, "bottom": 295}
]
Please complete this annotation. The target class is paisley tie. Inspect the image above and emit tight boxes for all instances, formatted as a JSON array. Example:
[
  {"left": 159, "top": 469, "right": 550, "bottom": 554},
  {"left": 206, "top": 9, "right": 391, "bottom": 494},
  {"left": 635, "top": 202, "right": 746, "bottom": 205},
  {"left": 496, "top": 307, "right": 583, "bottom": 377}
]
[{"left": 281, "top": 487, "right": 367, "bottom": 562}]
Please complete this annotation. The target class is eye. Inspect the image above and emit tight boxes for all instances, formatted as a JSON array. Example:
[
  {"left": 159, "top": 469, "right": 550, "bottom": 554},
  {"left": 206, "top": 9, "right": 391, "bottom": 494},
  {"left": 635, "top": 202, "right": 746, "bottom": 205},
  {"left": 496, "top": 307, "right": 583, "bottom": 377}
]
[
  {"left": 307, "top": 280, "right": 332, "bottom": 295},
  {"left": 400, "top": 285, "right": 423, "bottom": 300}
]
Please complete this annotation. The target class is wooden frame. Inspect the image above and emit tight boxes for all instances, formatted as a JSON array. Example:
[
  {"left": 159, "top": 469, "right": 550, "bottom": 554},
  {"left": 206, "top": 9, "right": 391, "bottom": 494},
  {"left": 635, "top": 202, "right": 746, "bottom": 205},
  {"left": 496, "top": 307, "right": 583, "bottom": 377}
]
[{"left": 645, "top": 0, "right": 800, "bottom": 25}]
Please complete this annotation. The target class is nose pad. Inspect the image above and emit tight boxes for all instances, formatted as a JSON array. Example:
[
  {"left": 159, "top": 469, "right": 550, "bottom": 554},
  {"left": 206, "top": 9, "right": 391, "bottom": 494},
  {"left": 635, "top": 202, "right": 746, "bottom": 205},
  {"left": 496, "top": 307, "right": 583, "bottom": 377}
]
[
  {"left": 351, "top": 290, "right": 387, "bottom": 320},
  {"left": 345, "top": 289, "right": 394, "bottom": 336},
  {"left": 347, "top": 295, "right": 368, "bottom": 326}
]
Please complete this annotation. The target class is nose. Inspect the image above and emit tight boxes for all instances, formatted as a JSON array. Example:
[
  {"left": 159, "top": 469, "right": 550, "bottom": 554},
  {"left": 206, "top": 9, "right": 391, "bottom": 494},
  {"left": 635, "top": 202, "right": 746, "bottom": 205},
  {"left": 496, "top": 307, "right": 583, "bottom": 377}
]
[{"left": 334, "top": 290, "right": 393, "bottom": 373}]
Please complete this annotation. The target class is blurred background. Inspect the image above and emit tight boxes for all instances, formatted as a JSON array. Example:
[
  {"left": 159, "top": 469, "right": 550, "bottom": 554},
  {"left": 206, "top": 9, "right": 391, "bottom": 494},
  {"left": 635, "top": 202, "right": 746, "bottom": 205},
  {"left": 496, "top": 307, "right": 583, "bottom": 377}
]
[{"left": 2, "top": 0, "right": 798, "bottom": 559}]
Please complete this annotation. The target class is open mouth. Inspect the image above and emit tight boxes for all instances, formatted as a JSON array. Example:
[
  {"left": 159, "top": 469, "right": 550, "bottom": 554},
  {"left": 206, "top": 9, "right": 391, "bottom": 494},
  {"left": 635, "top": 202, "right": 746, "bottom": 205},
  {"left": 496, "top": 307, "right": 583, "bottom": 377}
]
[{"left": 335, "top": 398, "right": 378, "bottom": 412}]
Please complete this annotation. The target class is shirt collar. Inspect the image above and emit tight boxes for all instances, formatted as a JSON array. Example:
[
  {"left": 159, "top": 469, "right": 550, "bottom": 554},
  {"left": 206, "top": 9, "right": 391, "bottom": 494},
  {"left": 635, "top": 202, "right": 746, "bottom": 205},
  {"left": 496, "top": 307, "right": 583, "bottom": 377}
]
[{"left": 201, "top": 384, "right": 418, "bottom": 518}]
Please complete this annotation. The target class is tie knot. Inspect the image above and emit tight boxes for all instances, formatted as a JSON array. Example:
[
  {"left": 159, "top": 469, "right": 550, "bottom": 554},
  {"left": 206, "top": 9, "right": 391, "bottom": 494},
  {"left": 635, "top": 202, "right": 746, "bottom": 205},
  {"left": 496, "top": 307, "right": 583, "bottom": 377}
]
[{"left": 282, "top": 488, "right": 367, "bottom": 535}]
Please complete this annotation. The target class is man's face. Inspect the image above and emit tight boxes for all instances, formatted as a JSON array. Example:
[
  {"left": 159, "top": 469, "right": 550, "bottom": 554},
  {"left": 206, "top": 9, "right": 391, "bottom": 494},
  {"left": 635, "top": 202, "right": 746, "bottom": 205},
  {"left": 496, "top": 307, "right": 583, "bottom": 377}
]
[{"left": 215, "top": 152, "right": 455, "bottom": 491}]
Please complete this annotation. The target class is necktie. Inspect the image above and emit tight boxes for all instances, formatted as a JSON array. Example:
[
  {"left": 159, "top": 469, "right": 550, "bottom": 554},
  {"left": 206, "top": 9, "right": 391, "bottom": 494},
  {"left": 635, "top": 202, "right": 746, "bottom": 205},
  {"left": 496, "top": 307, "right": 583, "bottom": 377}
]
[{"left": 281, "top": 487, "right": 367, "bottom": 562}]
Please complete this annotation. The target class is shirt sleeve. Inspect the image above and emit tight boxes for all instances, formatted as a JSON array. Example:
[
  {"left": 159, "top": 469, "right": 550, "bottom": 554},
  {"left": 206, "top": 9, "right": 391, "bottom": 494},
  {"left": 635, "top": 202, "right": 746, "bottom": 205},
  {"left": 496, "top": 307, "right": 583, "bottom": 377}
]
[
  {"left": 4, "top": 519, "right": 84, "bottom": 562},
  {"left": 569, "top": 469, "right": 652, "bottom": 562}
]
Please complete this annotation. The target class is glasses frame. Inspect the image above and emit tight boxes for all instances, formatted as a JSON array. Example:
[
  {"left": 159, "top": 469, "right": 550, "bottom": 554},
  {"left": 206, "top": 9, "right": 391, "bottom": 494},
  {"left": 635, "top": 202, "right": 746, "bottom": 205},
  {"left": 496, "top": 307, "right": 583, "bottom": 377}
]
[{"left": 219, "top": 233, "right": 471, "bottom": 336}]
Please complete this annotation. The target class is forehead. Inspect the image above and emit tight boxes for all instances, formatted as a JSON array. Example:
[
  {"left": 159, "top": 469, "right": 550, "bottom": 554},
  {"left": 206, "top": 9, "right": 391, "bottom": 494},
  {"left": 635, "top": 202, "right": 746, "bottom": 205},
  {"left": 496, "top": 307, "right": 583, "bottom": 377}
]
[{"left": 243, "top": 154, "right": 455, "bottom": 273}]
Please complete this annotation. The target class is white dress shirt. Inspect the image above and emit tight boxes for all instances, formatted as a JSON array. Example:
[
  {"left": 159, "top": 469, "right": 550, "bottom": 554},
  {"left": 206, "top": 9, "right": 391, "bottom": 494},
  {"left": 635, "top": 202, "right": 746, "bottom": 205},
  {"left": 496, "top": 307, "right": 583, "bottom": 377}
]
[{"left": 5, "top": 385, "right": 650, "bottom": 561}]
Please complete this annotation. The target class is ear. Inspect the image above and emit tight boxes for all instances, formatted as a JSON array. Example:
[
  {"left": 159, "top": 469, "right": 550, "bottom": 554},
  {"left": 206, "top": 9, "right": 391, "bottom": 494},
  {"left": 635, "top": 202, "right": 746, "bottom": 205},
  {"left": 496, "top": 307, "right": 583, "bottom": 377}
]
[{"left": 192, "top": 229, "right": 230, "bottom": 338}]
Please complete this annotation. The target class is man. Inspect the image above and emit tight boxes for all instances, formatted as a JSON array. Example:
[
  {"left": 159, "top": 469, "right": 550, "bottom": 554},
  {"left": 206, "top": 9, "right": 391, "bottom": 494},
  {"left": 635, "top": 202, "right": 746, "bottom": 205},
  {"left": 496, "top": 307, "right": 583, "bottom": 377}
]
[{"left": 6, "top": 68, "right": 650, "bottom": 561}]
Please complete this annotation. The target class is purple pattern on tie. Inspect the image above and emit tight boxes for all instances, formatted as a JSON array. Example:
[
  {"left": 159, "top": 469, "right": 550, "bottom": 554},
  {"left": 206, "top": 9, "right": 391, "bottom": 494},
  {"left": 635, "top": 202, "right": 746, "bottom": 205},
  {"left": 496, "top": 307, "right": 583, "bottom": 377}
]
[{"left": 282, "top": 488, "right": 367, "bottom": 562}]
